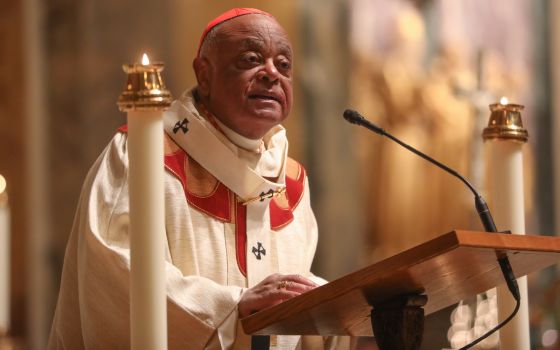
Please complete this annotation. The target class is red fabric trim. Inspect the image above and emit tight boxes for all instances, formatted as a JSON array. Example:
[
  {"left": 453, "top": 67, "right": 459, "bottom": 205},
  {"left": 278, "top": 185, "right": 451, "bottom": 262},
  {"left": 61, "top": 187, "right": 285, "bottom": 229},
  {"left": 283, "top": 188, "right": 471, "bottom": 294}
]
[
  {"left": 269, "top": 200, "right": 294, "bottom": 230},
  {"left": 156, "top": 137, "right": 305, "bottom": 273},
  {"left": 117, "top": 124, "right": 128, "bottom": 133},
  {"left": 164, "top": 150, "right": 247, "bottom": 275},
  {"left": 164, "top": 151, "right": 187, "bottom": 187},
  {"left": 287, "top": 164, "right": 305, "bottom": 208},
  {"left": 235, "top": 201, "right": 247, "bottom": 276},
  {"left": 270, "top": 163, "right": 306, "bottom": 230},
  {"left": 164, "top": 151, "right": 231, "bottom": 222}
]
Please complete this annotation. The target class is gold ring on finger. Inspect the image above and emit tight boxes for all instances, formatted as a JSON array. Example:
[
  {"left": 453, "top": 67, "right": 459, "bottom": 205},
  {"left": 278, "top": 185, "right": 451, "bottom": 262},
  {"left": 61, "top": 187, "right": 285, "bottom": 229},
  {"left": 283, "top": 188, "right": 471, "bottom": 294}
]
[{"left": 278, "top": 280, "right": 287, "bottom": 290}]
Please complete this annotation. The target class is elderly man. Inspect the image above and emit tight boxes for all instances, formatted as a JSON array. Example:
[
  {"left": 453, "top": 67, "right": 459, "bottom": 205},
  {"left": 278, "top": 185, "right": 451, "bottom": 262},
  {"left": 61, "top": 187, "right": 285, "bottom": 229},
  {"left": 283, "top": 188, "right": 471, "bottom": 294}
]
[{"left": 49, "top": 8, "right": 348, "bottom": 350}]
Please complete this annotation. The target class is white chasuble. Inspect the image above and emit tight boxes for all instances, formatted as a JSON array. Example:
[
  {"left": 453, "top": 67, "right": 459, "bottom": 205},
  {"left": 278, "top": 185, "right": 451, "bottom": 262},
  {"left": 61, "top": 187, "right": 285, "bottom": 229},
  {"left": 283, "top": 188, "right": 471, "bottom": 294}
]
[{"left": 48, "top": 92, "right": 348, "bottom": 349}]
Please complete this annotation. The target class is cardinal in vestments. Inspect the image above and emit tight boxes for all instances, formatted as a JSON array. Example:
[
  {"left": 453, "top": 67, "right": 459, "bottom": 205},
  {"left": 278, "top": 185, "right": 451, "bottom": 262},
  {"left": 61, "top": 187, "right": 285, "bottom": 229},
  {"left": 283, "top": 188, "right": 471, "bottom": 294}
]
[{"left": 48, "top": 8, "right": 352, "bottom": 350}]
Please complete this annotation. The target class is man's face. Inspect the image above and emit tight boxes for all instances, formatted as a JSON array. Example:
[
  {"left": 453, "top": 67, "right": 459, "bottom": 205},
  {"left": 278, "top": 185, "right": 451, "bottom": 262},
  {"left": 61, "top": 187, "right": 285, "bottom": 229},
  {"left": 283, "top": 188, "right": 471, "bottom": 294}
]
[{"left": 195, "top": 15, "right": 293, "bottom": 139}]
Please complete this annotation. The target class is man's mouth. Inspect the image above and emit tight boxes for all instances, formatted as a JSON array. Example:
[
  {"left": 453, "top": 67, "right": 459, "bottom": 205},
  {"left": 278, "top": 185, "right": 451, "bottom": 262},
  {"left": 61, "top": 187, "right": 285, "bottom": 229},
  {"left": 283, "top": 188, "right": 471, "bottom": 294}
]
[{"left": 248, "top": 94, "right": 282, "bottom": 104}]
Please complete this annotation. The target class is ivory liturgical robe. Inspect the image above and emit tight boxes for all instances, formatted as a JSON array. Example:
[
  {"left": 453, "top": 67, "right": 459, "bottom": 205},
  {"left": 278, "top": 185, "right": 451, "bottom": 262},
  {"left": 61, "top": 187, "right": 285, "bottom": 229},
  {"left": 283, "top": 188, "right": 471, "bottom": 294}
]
[{"left": 48, "top": 92, "right": 348, "bottom": 349}]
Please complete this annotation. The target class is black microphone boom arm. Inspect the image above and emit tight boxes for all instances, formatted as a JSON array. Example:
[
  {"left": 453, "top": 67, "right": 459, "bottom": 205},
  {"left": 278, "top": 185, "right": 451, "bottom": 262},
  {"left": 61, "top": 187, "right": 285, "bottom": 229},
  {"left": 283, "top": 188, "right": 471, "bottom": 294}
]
[{"left": 343, "top": 108, "right": 519, "bottom": 301}]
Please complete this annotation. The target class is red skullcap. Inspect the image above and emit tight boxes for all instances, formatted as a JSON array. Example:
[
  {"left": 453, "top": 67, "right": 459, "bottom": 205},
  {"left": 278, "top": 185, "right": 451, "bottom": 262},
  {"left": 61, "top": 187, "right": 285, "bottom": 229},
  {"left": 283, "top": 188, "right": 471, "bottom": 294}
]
[{"left": 197, "top": 8, "right": 274, "bottom": 57}]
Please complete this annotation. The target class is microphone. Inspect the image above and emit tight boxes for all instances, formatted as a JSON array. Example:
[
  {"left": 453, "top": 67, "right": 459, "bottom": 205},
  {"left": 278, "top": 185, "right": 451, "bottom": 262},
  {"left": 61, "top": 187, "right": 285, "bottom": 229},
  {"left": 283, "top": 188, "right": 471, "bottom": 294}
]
[{"left": 343, "top": 109, "right": 519, "bottom": 301}]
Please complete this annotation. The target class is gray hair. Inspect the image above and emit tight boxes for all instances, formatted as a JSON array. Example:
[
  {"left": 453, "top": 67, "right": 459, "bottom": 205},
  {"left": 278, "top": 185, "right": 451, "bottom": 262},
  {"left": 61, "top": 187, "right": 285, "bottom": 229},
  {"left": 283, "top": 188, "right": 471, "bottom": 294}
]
[{"left": 198, "top": 23, "right": 224, "bottom": 58}]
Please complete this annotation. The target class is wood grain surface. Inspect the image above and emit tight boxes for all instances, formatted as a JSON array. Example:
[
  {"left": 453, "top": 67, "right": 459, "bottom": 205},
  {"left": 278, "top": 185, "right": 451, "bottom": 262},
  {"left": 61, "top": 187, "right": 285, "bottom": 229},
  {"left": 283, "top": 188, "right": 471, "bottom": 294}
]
[{"left": 241, "top": 230, "right": 560, "bottom": 336}]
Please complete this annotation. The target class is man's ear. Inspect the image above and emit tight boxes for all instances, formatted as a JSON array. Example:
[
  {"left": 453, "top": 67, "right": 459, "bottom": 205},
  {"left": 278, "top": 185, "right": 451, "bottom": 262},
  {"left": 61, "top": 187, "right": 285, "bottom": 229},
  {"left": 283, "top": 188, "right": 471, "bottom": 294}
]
[{"left": 193, "top": 57, "right": 211, "bottom": 97}]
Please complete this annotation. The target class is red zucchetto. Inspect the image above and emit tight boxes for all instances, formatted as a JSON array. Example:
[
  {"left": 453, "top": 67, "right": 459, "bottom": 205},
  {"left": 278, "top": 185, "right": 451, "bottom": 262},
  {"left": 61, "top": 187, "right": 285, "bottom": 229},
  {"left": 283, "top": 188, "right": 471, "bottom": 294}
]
[{"left": 197, "top": 8, "right": 274, "bottom": 57}]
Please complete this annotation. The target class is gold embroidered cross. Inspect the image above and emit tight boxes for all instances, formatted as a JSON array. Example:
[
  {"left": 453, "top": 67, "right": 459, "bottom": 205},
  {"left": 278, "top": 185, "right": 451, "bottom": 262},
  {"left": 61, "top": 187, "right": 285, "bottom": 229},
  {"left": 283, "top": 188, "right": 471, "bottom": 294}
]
[{"left": 241, "top": 187, "right": 286, "bottom": 205}]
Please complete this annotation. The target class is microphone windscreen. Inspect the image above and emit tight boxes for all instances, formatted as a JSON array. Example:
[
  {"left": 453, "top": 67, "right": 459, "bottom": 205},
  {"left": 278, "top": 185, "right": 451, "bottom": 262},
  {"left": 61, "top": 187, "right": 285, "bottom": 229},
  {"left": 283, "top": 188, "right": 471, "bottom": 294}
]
[{"left": 343, "top": 109, "right": 363, "bottom": 124}]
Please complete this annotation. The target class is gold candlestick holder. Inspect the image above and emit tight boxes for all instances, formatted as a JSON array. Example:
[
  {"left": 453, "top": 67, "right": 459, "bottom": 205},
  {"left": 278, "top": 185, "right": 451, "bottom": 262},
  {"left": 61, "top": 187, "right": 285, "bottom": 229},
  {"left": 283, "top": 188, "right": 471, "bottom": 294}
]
[
  {"left": 117, "top": 54, "right": 172, "bottom": 111},
  {"left": 482, "top": 100, "right": 529, "bottom": 142}
]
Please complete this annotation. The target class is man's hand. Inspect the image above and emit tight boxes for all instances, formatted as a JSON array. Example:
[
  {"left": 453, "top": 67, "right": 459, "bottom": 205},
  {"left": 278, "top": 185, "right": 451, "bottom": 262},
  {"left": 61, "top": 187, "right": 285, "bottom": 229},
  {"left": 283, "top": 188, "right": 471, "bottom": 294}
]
[{"left": 238, "top": 273, "right": 319, "bottom": 318}]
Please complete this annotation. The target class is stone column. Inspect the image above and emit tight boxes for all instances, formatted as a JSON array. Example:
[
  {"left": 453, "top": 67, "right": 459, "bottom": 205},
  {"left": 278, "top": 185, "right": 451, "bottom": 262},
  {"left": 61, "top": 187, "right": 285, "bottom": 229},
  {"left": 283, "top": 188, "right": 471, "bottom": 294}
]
[{"left": 299, "top": 0, "right": 365, "bottom": 279}]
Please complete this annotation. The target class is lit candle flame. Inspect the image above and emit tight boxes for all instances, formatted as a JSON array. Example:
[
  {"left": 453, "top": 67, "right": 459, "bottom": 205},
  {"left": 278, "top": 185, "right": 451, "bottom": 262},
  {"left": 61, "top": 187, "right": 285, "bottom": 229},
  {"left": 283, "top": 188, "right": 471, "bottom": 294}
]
[
  {"left": 141, "top": 53, "right": 150, "bottom": 65},
  {"left": 500, "top": 97, "right": 509, "bottom": 105},
  {"left": 0, "top": 175, "right": 6, "bottom": 194}
]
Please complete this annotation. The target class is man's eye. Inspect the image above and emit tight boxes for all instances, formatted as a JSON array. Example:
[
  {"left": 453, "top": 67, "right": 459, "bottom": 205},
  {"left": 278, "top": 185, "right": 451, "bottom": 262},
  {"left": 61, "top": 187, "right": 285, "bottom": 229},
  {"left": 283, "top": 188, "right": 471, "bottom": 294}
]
[
  {"left": 277, "top": 59, "right": 291, "bottom": 72},
  {"left": 243, "top": 53, "right": 260, "bottom": 64}
]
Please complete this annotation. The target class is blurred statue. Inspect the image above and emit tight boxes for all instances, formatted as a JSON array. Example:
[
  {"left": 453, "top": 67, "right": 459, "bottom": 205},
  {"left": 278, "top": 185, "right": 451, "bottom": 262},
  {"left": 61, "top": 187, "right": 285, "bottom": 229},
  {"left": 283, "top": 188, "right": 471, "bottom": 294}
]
[{"left": 352, "top": 6, "right": 434, "bottom": 259}]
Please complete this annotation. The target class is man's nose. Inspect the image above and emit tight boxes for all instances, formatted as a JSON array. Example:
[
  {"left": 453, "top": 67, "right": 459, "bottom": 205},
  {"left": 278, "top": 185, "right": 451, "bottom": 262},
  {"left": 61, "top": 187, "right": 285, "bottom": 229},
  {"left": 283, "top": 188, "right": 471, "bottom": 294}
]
[{"left": 258, "top": 59, "right": 280, "bottom": 83}]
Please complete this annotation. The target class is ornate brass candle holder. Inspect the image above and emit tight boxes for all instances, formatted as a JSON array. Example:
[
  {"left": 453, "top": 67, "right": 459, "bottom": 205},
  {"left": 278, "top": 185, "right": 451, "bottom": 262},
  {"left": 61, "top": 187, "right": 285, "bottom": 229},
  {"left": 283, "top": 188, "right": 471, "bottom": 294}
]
[
  {"left": 118, "top": 54, "right": 172, "bottom": 111},
  {"left": 482, "top": 99, "right": 529, "bottom": 142}
]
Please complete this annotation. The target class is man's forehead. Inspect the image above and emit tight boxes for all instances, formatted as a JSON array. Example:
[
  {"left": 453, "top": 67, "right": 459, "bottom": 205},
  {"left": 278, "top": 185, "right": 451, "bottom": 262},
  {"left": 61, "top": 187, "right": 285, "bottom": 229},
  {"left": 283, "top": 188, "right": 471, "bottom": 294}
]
[
  {"left": 218, "top": 15, "right": 288, "bottom": 40},
  {"left": 215, "top": 15, "right": 291, "bottom": 49}
]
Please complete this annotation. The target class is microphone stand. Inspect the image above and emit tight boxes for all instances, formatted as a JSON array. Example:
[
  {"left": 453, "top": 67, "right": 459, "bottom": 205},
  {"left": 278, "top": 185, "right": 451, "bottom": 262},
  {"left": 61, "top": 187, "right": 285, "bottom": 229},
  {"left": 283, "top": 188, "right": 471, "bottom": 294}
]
[{"left": 343, "top": 109, "right": 521, "bottom": 350}]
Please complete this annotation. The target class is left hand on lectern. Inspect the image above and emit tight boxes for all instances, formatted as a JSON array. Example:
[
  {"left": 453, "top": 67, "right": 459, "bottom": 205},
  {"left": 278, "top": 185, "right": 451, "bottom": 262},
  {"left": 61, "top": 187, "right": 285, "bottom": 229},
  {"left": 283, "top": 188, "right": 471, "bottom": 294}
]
[{"left": 238, "top": 273, "right": 318, "bottom": 318}]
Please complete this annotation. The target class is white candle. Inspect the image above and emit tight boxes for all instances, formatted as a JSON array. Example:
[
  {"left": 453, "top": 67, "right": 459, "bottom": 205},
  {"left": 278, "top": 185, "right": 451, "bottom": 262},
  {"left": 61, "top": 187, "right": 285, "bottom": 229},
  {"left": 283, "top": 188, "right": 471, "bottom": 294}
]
[
  {"left": 487, "top": 139, "right": 530, "bottom": 350},
  {"left": 122, "top": 54, "right": 168, "bottom": 350},
  {"left": 0, "top": 175, "right": 10, "bottom": 335},
  {"left": 128, "top": 110, "right": 167, "bottom": 350}
]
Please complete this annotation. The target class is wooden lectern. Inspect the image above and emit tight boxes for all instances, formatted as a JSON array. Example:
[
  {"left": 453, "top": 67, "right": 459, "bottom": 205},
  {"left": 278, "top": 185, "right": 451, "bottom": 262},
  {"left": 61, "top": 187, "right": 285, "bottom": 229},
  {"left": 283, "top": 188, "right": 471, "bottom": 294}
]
[{"left": 242, "top": 230, "right": 560, "bottom": 349}]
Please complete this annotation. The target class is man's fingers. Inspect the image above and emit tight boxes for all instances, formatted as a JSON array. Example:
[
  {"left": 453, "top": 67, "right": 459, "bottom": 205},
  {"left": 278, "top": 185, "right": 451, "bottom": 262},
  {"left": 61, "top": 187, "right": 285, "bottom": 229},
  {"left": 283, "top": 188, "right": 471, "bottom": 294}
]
[
  {"left": 287, "top": 281, "right": 315, "bottom": 294},
  {"left": 275, "top": 280, "right": 315, "bottom": 294},
  {"left": 239, "top": 274, "right": 321, "bottom": 317},
  {"left": 246, "top": 290, "right": 299, "bottom": 313},
  {"left": 273, "top": 289, "right": 300, "bottom": 301},
  {"left": 280, "top": 274, "right": 319, "bottom": 287},
  {"left": 268, "top": 274, "right": 318, "bottom": 296}
]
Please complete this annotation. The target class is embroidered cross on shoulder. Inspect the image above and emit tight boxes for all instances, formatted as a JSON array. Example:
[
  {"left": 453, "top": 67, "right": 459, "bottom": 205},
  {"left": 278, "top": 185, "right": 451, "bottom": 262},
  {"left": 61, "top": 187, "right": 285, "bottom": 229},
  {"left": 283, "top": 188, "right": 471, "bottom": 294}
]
[{"left": 173, "top": 118, "right": 189, "bottom": 134}]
